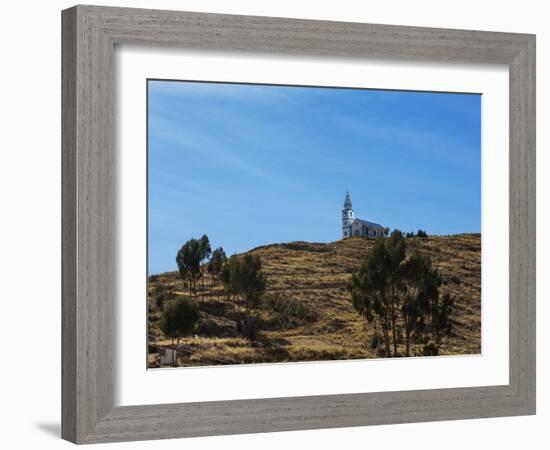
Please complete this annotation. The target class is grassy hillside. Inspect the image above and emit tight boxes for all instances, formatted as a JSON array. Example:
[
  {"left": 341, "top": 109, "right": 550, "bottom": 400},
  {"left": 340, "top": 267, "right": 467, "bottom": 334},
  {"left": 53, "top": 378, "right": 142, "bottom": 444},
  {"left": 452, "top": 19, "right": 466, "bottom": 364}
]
[{"left": 148, "top": 234, "right": 481, "bottom": 367}]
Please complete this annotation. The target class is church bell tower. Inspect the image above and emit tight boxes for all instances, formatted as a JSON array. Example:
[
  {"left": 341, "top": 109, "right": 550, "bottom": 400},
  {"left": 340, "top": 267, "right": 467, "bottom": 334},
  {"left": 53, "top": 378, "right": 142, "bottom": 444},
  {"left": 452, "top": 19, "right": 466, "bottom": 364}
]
[{"left": 342, "top": 191, "right": 355, "bottom": 239}]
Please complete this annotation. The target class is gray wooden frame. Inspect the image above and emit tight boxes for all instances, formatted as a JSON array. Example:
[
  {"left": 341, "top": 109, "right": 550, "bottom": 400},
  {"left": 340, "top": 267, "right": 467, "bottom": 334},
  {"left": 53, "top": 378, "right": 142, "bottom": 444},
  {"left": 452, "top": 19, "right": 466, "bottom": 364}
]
[{"left": 62, "top": 5, "right": 536, "bottom": 444}]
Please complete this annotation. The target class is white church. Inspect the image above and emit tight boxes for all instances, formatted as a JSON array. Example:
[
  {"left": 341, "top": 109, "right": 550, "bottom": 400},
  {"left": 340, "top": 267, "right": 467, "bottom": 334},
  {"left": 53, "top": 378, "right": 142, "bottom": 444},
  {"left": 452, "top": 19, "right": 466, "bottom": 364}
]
[{"left": 342, "top": 192, "right": 387, "bottom": 239}]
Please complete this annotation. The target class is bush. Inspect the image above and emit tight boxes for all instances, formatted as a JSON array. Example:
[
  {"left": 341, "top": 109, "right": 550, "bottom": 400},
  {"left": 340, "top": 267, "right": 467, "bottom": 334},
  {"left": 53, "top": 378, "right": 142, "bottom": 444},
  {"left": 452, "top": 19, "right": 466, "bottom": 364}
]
[
  {"left": 159, "top": 298, "right": 200, "bottom": 347},
  {"left": 450, "top": 275, "right": 462, "bottom": 285},
  {"left": 236, "top": 317, "right": 260, "bottom": 339},
  {"left": 423, "top": 342, "right": 439, "bottom": 356},
  {"left": 369, "top": 332, "right": 382, "bottom": 349},
  {"left": 405, "top": 230, "right": 428, "bottom": 238},
  {"left": 155, "top": 296, "right": 165, "bottom": 311},
  {"left": 153, "top": 285, "right": 173, "bottom": 311},
  {"left": 244, "top": 317, "right": 261, "bottom": 340}
]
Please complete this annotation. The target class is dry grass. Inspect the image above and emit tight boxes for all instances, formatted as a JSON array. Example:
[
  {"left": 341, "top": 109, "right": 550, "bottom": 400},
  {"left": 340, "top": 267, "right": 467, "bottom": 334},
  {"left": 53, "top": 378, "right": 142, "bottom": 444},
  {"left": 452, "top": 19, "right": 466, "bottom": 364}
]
[{"left": 148, "top": 234, "right": 481, "bottom": 368}]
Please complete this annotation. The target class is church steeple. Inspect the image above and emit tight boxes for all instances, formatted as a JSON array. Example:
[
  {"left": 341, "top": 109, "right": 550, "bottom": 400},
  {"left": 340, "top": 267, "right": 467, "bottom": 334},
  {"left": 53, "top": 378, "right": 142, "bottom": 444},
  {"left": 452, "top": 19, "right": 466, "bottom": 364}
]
[
  {"left": 342, "top": 191, "right": 355, "bottom": 239},
  {"left": 344, "top": 191, "right": 352, "bottom": 209}
]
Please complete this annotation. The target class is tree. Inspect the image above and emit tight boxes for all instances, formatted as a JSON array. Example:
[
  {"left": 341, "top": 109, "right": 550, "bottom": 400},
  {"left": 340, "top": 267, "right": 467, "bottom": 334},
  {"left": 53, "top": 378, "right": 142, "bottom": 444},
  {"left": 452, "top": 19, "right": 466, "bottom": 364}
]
[
  {"left": 350, "top": 234, "right": 404, "bottom": 356},
  {"left": 350, "top": 230, "right": 453, "bottom": 357},
  {"left": 384, "top": 231, "right": 406, "bottom": 356},
  {"left": 416, "top": 229, "right": 428, "bottom": 238},
  {"left": 220, "top": 255, "right": 239, "bottom": 303},
  {"left": 175, "top": 239, "right": 202, "bottom": 299},
  {"left": 159, "top": 299, "right": 200, "bottom": 366},
  {"left": 223, "top": 254, "right": 267, "bottom": 338},
  {"left": 208, "top": 247, "right": 227, "bottom": 299},
  {"left": 239, "top": 254, "right": 267, "bottom": 334},
  {"left": 400, "top": 251, "right": 441, "bottom": 356},
  {"left": 431, "top": 292, "right": 454, "bottom": 343},
  {"left": 198, "top": 235, "right": 212, "bottom": 301}
]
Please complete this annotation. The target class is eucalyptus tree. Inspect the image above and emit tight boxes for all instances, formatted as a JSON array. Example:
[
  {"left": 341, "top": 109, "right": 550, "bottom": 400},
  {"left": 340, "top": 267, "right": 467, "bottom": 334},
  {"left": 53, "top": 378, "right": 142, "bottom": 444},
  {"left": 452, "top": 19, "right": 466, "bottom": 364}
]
[
  {"left": 198, "top": 234, "right": 212, "bottom": 301},
  {"left": 220, "top": 255, "right": 239, "bottom": 303},
  {"left": 350, "top": 236, "right": 396, "bottom": 356},
  {"left": 384, "top": 231, "right": 407, "bottom": 356},
  {"left": 222, "top": 253, "right": 266, "bottom": 338},
  {"left": 238, "top": 254, "right": 266, "bottom": 334},
  {"left": 432, "top": 292, "right": 454, "bottom": 342},
  {"left": 176, "top": 238, "right": 202, "bottom": 299},
  {"left": 208, "top": 247, "right": 227, "bottom": 299},
  {"left": 401, "top": 252, "right": 438, "bottom": 356},
  {"left": 159, "top": 299, "right": 200, "bottom": 366},
  {"left": 350, "top": 230, "right": 452, "bottom": 357}
]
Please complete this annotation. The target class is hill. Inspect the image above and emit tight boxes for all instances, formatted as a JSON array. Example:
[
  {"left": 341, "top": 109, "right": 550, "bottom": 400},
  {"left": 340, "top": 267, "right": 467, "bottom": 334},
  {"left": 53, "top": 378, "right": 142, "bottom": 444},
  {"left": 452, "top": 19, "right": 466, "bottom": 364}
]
[{"left": 147, "top": 234, "right": 481, "bottom": 367}]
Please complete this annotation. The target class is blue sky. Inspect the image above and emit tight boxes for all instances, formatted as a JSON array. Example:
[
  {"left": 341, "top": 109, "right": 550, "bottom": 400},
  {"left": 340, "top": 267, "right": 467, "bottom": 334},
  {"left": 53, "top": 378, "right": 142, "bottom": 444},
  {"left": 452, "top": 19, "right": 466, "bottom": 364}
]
[{"left": 148, "top": 80, "right": 481, "bottom": 274}]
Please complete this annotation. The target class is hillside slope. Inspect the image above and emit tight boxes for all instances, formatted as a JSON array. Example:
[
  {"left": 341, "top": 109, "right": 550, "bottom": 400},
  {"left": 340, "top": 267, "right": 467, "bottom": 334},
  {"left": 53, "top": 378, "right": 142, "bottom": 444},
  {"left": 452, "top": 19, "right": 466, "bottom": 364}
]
[{"left": 148, "top": 234, "right": 481, "bottom": 367}]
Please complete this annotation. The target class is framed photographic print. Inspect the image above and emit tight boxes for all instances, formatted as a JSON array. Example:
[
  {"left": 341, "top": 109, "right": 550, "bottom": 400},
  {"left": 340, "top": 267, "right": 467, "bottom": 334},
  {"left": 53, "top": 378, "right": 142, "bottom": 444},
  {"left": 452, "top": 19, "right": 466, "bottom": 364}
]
[{"left": 62, "top": 5, "right": 536, "bottom": 444}]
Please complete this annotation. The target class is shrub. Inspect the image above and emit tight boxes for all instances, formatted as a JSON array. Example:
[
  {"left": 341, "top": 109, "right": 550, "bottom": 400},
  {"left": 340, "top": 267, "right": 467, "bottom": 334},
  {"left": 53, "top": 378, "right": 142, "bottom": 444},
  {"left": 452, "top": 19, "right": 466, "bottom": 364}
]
[
  {"left": 155, "top": 296, "right": 165, "bottom": 311},
  {"left": 423, "top": 342, "right": 439, "bottom": 356},
  {"left": 416, "top": 229, "right": 428, "bottom": 238},
  {"left": 243, "top": 316, "right": 260, "bottom": 340},
  {"left": 450, "top": 275, "right": 462, "bottom": 285},
  {"left": 369, "top": 332, "right": 382, "bottom": 349},
  {"left": 159, "top": 299, "right": 200, "bottom": 352},
  {"left": 153, "top": 284, "right": 172, "bottom": 311}
]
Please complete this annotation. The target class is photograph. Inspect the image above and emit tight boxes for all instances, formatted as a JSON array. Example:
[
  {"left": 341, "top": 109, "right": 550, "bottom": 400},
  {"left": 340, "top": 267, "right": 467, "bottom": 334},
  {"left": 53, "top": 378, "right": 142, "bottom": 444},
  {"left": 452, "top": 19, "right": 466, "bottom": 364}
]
[{"left": 146, "top": 80, "right": 481, "bottom": 368}]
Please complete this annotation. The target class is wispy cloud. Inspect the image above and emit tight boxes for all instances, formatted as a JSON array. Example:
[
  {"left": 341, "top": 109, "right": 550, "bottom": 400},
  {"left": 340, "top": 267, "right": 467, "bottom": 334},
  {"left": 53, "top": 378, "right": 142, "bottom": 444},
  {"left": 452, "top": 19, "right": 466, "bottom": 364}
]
[
  {"left": 333, "top": 115, "right": 480, "bottom": 170},
  {"left": 149, "top": 115, "right": 312, "bottom": 194}
]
